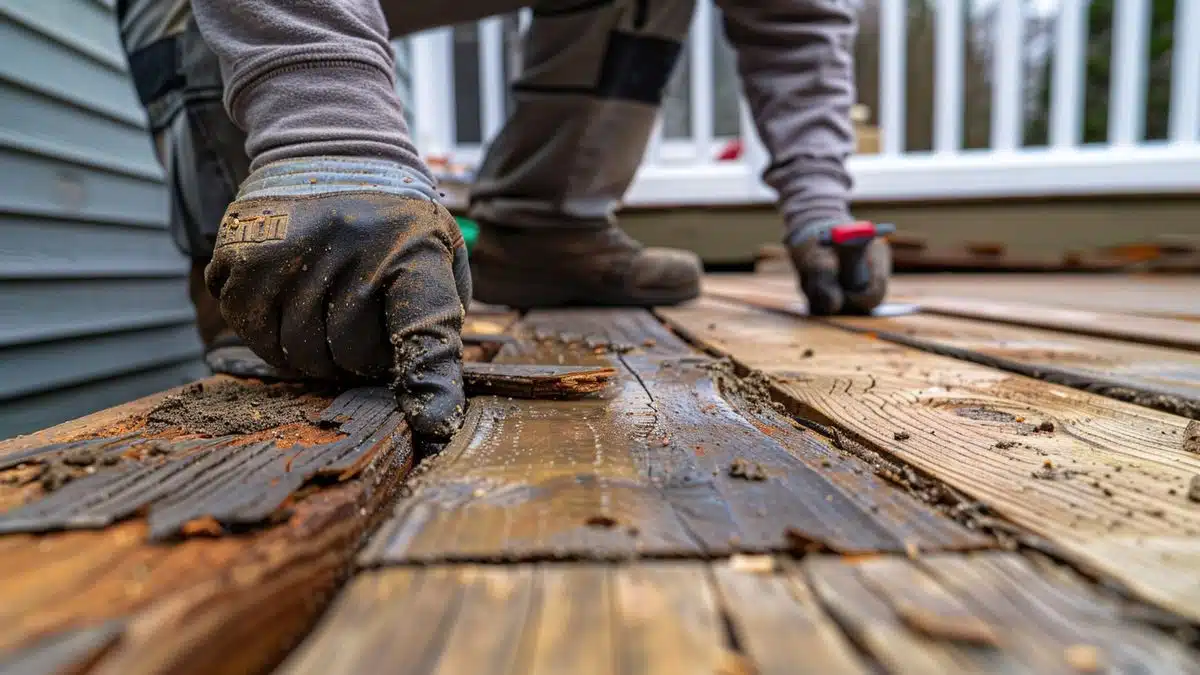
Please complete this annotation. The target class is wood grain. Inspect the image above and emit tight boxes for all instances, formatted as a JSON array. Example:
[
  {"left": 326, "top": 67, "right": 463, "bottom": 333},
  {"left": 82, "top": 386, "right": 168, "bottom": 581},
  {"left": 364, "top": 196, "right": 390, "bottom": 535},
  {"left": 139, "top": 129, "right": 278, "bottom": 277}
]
[
  {"left": 703, "top": 280, "right": 1200, "bottom": 418},
  {"left": 706, "top": 275, "right": 1200, "bottom": 351},
  {"left": 802, "top": 553, "right": 1200, "bottom": 674},
  {"left": 0, "top": 384, "right": 413, "bottom": 675},
  {"left": 268, "top": 555, "right": 1200, "bottom": 675},
  {"left": 612, "top": 564, "right": 728, "bottom": 675},
  {"left": 659, "top": 298, "right": 1200, "bottom": 622},
  {"left": 711, "top": 270, "right": 1200, "bottom": 320},
  {"left": 281, "top": 563, "right": 731, "bottom": 675},
  {"left": 362, "top": 308, "right": 984, "bottom": 564},
  {"left": 918, "top": 552, "right": 1200, "bottom": 674},
  {"left": 711, "top": 559, "right": 869, "bottom": 675}
]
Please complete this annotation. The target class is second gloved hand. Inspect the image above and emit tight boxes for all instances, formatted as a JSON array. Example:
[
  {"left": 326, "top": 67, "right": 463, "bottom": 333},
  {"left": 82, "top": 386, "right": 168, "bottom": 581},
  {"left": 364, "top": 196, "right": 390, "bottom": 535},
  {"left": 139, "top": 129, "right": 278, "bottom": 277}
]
[
  {"left": 205, "top": 157, "right": 472, "bottom": 440},
  {"left": 786, "top": 219, "right": 893, "bottom": 316}
]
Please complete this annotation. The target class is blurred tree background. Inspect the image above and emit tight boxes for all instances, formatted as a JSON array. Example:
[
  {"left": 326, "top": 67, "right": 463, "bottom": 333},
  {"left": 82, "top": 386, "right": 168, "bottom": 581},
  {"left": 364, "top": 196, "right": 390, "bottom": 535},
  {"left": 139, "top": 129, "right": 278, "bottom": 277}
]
[
  {"left": 853, "top": 0, "right": 1178, "bottom": 152},
  {"left": 1025, "top": 0, "right": 1176, "bottom": 145},
  {"left": 655, "top": 0, "right": 1181, "bottom": 153}
]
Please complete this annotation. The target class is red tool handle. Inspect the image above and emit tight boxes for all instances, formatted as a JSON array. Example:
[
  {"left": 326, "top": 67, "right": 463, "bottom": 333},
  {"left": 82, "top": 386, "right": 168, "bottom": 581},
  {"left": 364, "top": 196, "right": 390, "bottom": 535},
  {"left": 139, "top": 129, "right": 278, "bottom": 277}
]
[{"left": 828, "top": 221, "right": 880, "bottom": 245}]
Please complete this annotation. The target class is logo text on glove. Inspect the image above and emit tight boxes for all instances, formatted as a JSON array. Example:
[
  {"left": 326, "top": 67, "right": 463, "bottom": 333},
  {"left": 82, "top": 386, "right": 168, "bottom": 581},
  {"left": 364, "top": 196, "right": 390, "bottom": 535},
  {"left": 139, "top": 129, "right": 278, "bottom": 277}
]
[{"left": 216, "top": 213, "right": 290, "bottom": 247}]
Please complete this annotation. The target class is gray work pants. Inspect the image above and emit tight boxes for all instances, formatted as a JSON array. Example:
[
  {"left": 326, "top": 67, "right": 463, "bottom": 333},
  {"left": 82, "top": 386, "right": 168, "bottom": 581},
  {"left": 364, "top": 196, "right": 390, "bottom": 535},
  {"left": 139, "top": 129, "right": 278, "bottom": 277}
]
[{"left": 124, "top": 0, "right": 856, "bottom": 256}]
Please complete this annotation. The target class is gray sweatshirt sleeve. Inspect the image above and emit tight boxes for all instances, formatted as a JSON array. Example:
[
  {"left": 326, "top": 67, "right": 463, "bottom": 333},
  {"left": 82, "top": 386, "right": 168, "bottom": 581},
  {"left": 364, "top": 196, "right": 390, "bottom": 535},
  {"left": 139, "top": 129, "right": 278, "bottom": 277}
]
[
  {"left": 189, "top": 0, "right": 429, "bottom": 177},
  {"left": 718, "top": 0, "right": 857, "bottom": 231}
]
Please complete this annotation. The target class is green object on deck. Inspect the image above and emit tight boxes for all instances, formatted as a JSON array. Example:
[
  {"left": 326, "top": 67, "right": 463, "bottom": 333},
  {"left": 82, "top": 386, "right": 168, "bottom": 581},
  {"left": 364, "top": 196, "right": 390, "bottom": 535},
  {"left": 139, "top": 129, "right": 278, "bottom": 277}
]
[{"left": 455, "top": 216, "right": 479, "bottom": 253}]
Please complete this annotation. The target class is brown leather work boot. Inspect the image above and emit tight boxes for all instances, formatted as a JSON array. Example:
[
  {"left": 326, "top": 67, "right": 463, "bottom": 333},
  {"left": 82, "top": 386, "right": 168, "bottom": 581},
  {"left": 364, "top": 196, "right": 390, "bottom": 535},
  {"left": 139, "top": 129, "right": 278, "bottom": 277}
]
[{"left": 469, "top": 223, "right": 702, "bottom": 308}]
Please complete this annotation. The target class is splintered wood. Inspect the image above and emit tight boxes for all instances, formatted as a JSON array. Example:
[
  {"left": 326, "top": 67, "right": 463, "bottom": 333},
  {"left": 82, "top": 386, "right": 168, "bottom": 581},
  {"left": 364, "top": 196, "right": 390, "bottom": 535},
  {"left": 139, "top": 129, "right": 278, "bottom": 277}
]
[
  {"left": 0, "top": 379, "right": 414, "bottom": 675},
  {"left": 5, "top": 279, "right": 1200, "bottom": 674},
  {"left": 362, "top": 309, "right": 983, "bottom": 564},
  {"left": 659, "top": 297, "right": 1200, "bottom": 622},
  {"left": 461, "top": 363, "right": 617, "bottom": 399}
]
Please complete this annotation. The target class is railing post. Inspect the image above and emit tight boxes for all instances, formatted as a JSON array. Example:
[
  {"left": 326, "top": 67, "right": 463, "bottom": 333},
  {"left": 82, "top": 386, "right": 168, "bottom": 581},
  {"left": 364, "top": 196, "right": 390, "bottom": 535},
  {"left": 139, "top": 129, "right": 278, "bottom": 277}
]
[
  {"left": 880, "top": 0, "right": 907, "bottom": 155},
  {"left": 1110, "top": 0, "right": 1149, "bottom": 146},
  {"left": 990, "top": 0, "right": 1023, "bottom": 152},
  {"left": 1169, "top": 0, "right": 1200, "bottom": 144},
  {"left": 934, "top": 0, "right": 964, "bottom": 154},
  {"left": 409, "top": 29, "right": 456, "bottom": 157},
  {"left": 689, "top": 0, "right": 715, "bottom": 161},
  {"left": 1050, "top": 0, "right": 1087, "bottom": 149},
  {"left": 478, "top": 18, "right": 506, "bottom": 143}
]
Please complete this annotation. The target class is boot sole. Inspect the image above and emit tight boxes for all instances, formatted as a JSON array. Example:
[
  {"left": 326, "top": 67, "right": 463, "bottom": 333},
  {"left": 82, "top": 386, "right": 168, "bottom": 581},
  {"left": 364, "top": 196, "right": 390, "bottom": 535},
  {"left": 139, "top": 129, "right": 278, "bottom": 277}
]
[{"left": 471, "top": 264, "right": 700, "bottom": 309}]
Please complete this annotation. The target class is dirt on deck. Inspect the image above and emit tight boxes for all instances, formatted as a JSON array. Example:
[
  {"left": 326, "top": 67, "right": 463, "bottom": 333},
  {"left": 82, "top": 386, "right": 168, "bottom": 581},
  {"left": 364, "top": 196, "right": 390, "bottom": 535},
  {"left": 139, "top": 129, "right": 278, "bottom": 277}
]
[{"left": 145, "top": 380, "right": 329, "bottom": 437}]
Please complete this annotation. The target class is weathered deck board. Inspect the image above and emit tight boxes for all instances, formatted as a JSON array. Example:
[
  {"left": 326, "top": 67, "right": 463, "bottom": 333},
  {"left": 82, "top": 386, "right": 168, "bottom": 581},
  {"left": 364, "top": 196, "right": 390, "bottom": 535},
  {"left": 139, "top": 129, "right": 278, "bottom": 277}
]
[
  {"left": 279, "top": 555, "right": 1198, "bottom": 675},
  {"left": 362, "top": 308, "right": 986, "bottom": 564},
  {"left": 887, "top": 274, "right": 1200, "bottom": 320},
  {"left": 917, "top": 553, "right": 1200, "bottom": 673},
  {"left": 659, "top": 298, "right": 1200, "bottom": 622},
  {"left": 711, "top": 559, "right": 869, "bottom": 674},
  {"left": 0, "top": 308, "right": 524, "bottom": 674},
  {"left": 711, "top": 273, "right": 1200, "bottom": 320},
  {"left": 701, "top": 281, "right": 1200, "bottom": 418},
  {"left": 0, "top": 380, "right": 414, "bottom": 675},
  {"left": 802, "top": 553, "right": 1200, "bottom": 674},
  {"left": 706, "top": 275, "right": 1200, "bottom": 350}
]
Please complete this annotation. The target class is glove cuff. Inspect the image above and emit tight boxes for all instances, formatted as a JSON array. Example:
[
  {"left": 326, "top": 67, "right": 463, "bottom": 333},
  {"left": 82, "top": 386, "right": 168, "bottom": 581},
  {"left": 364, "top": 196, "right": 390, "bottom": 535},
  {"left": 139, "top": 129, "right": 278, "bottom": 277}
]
[
  {"left": 784, "top": 218, "right": 854, "bottom": 248},
  {"left": 237, "top": 156, "right": 439, "bottom": 202}
]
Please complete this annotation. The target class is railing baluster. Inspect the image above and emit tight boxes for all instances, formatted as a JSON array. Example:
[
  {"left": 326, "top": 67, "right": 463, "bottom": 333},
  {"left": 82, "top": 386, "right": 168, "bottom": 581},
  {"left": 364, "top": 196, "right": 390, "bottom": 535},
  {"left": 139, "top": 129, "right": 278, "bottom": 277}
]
[
  {"left": 690, "top": 0, "right": 715, "bottom": 162},
  {"left": 478, "top": 18, "right": 506, "bottom": 143},
  {"left": 518, "top": 8, "right": 532, "bottom": 34},
  {"left": 1050, "top": 0, "right": 1086, "bottom": 149},
  {"left": 934, "top": 0, "right": 963, "bottom": 154},
  {"left": 991, "top": 0, "right": 1022, "bottom": 151},
  {"left": 409, "top": 29, "right": 456, "bottom": 155},
  {"left": 1110, "top": 0, "right": 1149, "bottom": 146},
  {"left": 645, "top": 116, "right": 666, "bottom": 166},
  {"left": 1170, "top": 0, "right": 1200, "bottom": 144},
  {"left": 880, "top": 0, "right": 907, "bottom": 155}
]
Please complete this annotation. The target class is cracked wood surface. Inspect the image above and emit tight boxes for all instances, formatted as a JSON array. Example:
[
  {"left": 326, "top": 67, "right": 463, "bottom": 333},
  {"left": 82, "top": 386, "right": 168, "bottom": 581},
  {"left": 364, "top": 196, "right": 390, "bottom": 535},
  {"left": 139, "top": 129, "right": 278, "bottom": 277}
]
[
  {"left": 702, "top": 279, "right": 1200, "bottom": 419},
  {"left": 279, "top": 554, "right": 1198, "bottom": 675},
  {"left": 659, "top": 297, "right": 1200, "bottom": 623},
  {"left": 0, "top": 379, "right": 413, "bottom": 675},
  {"left": 362, "top": 308, "right": 985, "bottom": 564},
  {"left": 0, "top": 313, "right": 518, "bottom": 674}
]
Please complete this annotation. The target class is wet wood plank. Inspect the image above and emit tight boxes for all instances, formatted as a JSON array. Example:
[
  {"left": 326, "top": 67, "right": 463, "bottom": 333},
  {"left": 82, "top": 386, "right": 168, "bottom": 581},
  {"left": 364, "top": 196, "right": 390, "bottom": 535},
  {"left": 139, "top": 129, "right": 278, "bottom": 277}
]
[
  {"left": 701, "top": 281, "right": 1200, "bottom": 418},
  {"left": 612, "top": 564, "right": 728, "bottom": 675},
  {"left": 918, "top": 552, "right": 1200, "bottom": 674},
  {"left": 802, "top": 553, "right": 1200, "bottom": 674},
  {"left": 0, "top": 379, "right": 414, "bottom": 675},
  {"left": 659, "top": 298, "right": 1200, "bottom": 622},
  {"left": 362, "top": 309, "right": 986, "bottom": 564},
  {"left": 802, "top": 557, "right": 1035, "bottom": 674},
  {"left": 711, "top": 558, "right": 869, "bottom": 675},
  {"left": 281, "top": 563, "right": 730, "bottom": 675}
]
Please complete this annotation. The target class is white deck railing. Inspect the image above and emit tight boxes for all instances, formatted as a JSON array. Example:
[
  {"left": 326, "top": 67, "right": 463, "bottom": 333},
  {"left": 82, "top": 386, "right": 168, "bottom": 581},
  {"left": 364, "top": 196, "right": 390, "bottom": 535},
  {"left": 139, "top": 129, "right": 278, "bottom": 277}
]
[{"left": 409, "top": 0, "right": 1200, "bottom": 206}]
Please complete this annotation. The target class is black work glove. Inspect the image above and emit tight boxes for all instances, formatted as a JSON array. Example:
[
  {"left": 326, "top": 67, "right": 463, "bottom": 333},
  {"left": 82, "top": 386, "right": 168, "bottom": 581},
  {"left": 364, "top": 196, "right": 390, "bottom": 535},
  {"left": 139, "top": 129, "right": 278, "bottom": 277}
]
[
  {"left": 206, "top": 157, "right": 472, "bottom": 440},
  {"left": 787, "top": 220, "right": 893, "bottom": 316}
]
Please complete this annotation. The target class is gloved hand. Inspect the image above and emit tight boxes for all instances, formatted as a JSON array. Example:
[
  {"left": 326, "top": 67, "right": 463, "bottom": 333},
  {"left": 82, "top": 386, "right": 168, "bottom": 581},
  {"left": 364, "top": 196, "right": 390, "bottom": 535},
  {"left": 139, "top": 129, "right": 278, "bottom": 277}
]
[
  {"left": 787, "top": 220, "right": 893, "bottom": 316},
  {"left": 205, "top": 157, "right": 471, "bottom": 440}
]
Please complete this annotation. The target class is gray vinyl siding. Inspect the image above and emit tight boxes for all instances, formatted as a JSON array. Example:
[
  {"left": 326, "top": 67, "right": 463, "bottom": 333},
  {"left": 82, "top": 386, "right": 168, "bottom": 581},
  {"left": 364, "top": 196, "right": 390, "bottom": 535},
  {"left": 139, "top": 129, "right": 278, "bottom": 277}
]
[{"left": 0, "top": 0, "right": 206, "bottom": 439}]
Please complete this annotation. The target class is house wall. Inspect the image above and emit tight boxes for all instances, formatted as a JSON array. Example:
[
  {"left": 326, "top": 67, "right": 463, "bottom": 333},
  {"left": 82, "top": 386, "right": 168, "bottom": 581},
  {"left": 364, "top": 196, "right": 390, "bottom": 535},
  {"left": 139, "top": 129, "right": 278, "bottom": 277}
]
[{"left": 0, "top": 0, "right": 207, "bottom": 438}]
